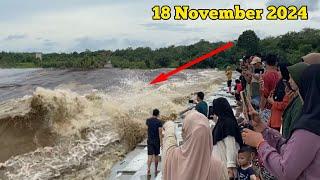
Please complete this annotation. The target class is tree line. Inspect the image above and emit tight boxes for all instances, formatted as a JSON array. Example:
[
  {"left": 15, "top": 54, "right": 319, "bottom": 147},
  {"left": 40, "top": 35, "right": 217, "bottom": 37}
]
[{"left": 1, "top": 28, "right": 319, "bottom": 69}]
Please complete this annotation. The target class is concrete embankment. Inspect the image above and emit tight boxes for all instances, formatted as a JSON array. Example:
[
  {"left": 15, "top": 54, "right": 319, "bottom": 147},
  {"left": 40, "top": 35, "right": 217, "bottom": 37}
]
[{"left": 108, "top": 77, "right": 238, "bottom": 180}]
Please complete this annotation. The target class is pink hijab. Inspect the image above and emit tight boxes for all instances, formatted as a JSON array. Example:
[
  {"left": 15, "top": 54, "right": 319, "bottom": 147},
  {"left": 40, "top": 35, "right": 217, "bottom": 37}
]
[{"left": 163, "top": 110, "right": 227, "bottom": 180}]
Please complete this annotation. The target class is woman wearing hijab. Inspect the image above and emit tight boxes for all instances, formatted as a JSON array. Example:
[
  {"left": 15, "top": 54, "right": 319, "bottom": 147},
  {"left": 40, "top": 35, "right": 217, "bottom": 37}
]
[
  {"left": 211, "top": 97, "right": 243, "bottom": 179},
  {"left": 242, "top": 64, "right": 320, "bottom": 180},
  {"left": 162, "top": 110, "right": 228, "bottom": 180},
  {"left": 302, "top": 53, "right": 320, "bottom": 64},
  {"left": 282, "top": 54, "right": 320, "bottom": 138},
  {"left": 281, "top": 62, "right": 309, "bottom": 138}
]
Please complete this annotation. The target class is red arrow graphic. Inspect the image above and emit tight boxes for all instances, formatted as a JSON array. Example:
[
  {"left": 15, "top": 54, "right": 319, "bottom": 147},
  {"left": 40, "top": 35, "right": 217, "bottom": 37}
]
[{"left": 150, "top": 42, "right": 234, "bottom": 85}]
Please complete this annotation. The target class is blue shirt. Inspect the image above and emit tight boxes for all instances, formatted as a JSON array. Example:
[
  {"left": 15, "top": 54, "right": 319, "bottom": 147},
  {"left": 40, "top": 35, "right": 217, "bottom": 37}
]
[
  {"left": 195, "top": 101, "right": 208, "bottom": 117},
  {"left": 237, "top": 166, "right": 255, "bottom": 180}
]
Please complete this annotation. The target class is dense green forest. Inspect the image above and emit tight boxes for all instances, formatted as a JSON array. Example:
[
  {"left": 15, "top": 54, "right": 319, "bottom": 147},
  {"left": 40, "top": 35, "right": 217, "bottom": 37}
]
[{"left": 0, "top": 28, "right": 319, "bottom": 69}]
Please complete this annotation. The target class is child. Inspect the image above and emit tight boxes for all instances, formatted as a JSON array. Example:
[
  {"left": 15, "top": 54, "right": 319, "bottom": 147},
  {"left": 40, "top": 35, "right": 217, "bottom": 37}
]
[
  {"left": 146, "top": 109, "right": 163, "bottom": 176},
  {"left": 225, "top": 66, "right": 233, "bottom": 93},
  {"left": 234, "top": 79, "right": 242, "bottom": 102},
  {"left": 237, "top": 146, "right": 257, "bottom": 180}
]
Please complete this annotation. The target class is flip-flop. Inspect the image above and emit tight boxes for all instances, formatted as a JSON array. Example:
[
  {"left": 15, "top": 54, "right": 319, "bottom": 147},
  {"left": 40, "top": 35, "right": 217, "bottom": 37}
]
[{"left": 147, "top": 169, "right": 151, "bottom": 176}]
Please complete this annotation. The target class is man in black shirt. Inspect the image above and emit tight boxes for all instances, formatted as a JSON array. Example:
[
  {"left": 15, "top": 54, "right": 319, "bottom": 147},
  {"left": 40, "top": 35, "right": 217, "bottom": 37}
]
[{"left": 146, "top": 109, "right": 163, "bottom": 176}]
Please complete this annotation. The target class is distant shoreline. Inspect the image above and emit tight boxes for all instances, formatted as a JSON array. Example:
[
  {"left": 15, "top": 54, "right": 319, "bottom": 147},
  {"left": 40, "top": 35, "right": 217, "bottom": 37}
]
[{"left": 1, "top": 28, "right": 319, "bottom": 70}]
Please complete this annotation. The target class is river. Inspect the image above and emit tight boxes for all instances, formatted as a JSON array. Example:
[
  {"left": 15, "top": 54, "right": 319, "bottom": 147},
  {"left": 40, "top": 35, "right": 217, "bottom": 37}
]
[{"left": 0, "top": 68, "right": 224, "bottom": 179}]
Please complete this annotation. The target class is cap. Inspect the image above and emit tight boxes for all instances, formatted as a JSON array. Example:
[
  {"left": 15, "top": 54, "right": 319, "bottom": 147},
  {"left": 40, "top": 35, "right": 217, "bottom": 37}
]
[{"left": 250, "top": 57, "right": 262, "bottom": 65}]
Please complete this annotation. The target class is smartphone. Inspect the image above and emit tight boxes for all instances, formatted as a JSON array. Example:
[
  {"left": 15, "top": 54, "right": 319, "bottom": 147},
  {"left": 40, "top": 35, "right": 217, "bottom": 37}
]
[
  {"left": 240, "top": 91, "right": 249, "bottom": 109},
  {"left": 208, "top": 106, "right": 214, "bottom": 119},
  {"left": 240, "top": 91, "right": 252, "bottom": 123},
  {"left": 283, "top": 79, "right": 295, "bottom": 92}
]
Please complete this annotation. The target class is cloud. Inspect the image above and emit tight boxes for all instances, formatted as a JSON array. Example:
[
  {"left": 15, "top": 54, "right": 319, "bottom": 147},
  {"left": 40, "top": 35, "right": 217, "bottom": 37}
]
[
  {"left": 266, "top": 0, "right": 319, "bottom": 11},
  {"left": 0, "top": 0, "right": 131, "bottom": 22},
  {"left": 0, "top": 0, "right": 318, "bottom": 52},
  {"left": 311, "top": 16, "right": 320, "bottom": 22},
  {"left": 4, "top": 34, "right": 27, "bottom": 41},
  {"left": 43, "top": 39, "right": 58, "bottom": 47},
  {"left": 176, "top": 38, "right": 203, "bottom": 46},
  {"left": 141, "top": 23, "right": 202, "bottom": 32},
  {"left": 73, "top": 37, "right": 156, "bottom": 51}
]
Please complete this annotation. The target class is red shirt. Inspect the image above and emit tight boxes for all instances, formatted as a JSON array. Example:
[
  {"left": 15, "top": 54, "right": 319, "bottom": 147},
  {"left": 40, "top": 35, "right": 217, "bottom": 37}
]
[
  {"left": 269, "top": 95, "right": 290, "bottom": 128},
  {"left": 261, "top": 70, "right": 280, "bottom": 109},
  {"left": 236, "top": 83, "right": 242, "bottom": 93}
]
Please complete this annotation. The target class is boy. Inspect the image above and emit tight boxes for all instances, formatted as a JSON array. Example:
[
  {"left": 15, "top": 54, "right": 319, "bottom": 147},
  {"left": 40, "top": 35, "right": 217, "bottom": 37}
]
[
  {"left": 146, "top": 109, "right": 163, "bottom": 176},
  {"left": 238, "top": 146, "right": 257, "bottom": 180}
]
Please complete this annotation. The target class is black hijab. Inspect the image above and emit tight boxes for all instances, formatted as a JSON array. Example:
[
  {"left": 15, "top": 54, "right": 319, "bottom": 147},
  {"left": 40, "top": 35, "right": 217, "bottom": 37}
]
[
  {"left": 291, "top": 64, "right": 320, "bottom": 136},
  {"left": 212, "top": 97, "right": 243, "bottom": 146},
  {"left": 273, "top": 64, "right": 289, "bottom": 102}
]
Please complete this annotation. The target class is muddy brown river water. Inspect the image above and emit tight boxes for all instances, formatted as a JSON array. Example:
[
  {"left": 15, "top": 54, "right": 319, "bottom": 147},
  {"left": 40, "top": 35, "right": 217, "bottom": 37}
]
[{"left": 0, "top": 68, "right": 224, "bottom": 179}]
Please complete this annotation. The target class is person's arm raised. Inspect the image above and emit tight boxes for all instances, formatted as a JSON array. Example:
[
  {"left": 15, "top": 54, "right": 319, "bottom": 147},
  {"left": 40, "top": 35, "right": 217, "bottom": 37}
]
[
  {"left": 162, "top": 121, "right": 177, "bottom": 155},
  {"left": 258, "top": 130, "right": 320, "bottom": 179},
  {"left": 246, "top": 96, "right": 267, "bottom": 133}
]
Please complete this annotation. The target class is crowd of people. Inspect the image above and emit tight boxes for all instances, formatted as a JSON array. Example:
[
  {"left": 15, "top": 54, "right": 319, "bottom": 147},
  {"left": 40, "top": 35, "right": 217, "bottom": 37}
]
[{"left": 145, "top": 53, "right": 320, "bottom": 180}]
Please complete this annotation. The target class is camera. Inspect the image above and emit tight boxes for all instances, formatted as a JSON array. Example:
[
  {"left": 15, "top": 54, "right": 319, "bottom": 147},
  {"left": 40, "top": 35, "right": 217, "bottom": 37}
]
[{"left": 188, "top": 99, "right": 194, "bottom": 104}]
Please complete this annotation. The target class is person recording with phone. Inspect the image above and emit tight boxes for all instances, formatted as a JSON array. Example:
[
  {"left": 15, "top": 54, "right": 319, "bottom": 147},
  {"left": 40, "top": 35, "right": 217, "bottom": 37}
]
[
  {"left": 267, "top": 64, "right": 292, "bottom": 132},
  {"left": 241, "top": 64, "right": 320, "bottom": 180},
  {"left": 282, "top": 53, "right": 320, "bottom": 138},
  {"left": 180, "top": 92, "right": 208, "bottom": 118},
  {"left": 192, "top": 92, "right": 208, "bottom": 117},
  {"left": 162, "top": 110, "right": 228, "bottom": 180},
  {"left": 259, "top": 55, "right": 280, "bottom": 123}
]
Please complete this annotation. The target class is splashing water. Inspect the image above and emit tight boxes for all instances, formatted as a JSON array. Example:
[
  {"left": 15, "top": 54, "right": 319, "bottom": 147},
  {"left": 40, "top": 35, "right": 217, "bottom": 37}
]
[{"left": 0, "top": 69, "right": 225, "bottom": 179}]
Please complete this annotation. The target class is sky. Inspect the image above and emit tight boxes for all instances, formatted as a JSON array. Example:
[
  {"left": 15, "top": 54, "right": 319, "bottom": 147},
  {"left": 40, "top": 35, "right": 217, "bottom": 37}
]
[{"left": 0, "top": 0, "right": 319, "bottom": 53}]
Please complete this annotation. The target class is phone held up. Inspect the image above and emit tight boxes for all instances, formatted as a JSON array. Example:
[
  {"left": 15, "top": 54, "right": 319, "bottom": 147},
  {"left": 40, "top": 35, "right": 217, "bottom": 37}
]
[{"left": 239, "top": 91, "right": 254, "bottom": 132}]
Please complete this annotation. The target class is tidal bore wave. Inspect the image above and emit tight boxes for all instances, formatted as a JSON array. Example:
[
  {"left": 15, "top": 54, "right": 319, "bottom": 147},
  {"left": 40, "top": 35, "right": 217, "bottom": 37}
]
[{"left": 0, "top": 69, "right": 224, "bottom": 179}]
